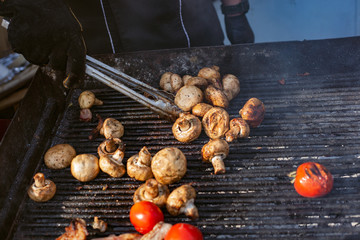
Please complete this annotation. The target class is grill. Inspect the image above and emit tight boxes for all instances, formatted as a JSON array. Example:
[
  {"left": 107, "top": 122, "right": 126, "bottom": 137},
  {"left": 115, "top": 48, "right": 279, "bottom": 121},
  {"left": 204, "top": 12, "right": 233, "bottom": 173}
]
[{"left": 1, "top": 37, "right": 360, "bottom": 239}]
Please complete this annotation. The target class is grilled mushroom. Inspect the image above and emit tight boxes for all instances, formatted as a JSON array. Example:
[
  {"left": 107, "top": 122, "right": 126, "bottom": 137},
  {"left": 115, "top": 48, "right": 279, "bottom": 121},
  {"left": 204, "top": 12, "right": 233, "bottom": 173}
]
[
  {"left": 133, "top": 179, "right": 170, "bottom": 207},
  {"left": 174, "top": 85, "right": 203, "bottom": 112},
  {"left": 202, "top": 107, "right": 230, "bottom": 139},
  {"left": 172, "top": 113, "right": 202, "bottom": 143},
  {"left": 78, "top": 90, "right": 103, "bottom": 109},
  {"left": 185, "top": 76, "right": 208, "bottom": 90},
  {"left": 198, "top": 66, "right": 222, "bottom": 89},
  {"left": 182, "top": 75, "right": 193, "bottom": 85},
  {"left": 225, "top": 118, "right": 250, "bottom": 142},
  {"left": 28, "top": 173, "right": 56, "bottom": 202},
  {"left": 127, "top": 146, "right": 154, "bottom": 181},
  {"left": 100, "top": 118, "right": 124, "bottom": 139},
  {"left": 71, "top": 154, "right": 100, "bottom": 182},
  {"left": 201, "top": 139, "right": 229, "bottom": 174},
  {"left": 192, "top": 102, "right": 213, "bottom": 118},
  {"left": 170, "top": 73, "right": 183, "bottom": 92},
  {"left": 44, "top": 144, "right": 76, "bottom": 169},
  {"left": 159, "top": 72, "right": 183, "bottom": 93},
  {"left": 151, "top": 147, "right": 187, "bottom": 185},
  {"left": 222, "top": 74, "right": 240, "bottom": 101},
  {"left": 98, "top": 138, "right": 126, "bottom": 178},
  {"left": 56, "top": 218, "right": 88, "bottom": 240},
  {"left": 166, "top": 184, "right": 199, "bottom": 220},
  {"left": 204, "top": 85, "right": 229, "bottom": 108},
  {"left": 92, "top": 217, "right": 107, "bottom": 233},
  {"left": 239, "top": 98, "right": 265, "bottom": 128}
]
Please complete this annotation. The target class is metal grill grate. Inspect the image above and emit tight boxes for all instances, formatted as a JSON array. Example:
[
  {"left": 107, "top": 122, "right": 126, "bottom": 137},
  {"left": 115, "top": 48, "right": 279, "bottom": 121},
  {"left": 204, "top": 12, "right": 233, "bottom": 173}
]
[{"left": 4, "top": 38, "right": 360, "bottom": 239}]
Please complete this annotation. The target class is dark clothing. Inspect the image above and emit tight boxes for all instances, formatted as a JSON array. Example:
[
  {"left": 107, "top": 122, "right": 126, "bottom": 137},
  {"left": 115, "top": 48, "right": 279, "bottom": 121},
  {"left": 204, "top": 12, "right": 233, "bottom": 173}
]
[{"left": 68, "top": 0, "right": 225, "bottom": 55}]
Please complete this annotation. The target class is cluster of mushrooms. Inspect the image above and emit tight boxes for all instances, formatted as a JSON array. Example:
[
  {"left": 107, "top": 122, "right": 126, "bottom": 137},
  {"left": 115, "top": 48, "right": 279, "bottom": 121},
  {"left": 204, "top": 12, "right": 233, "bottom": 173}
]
[{"left": 160, "top": 66, "right": 265, "bottom": 174}]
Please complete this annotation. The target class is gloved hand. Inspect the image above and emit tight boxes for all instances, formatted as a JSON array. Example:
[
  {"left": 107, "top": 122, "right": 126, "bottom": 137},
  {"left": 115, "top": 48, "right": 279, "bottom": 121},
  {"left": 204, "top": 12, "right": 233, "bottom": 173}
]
[
  {"left": 225, "top": 14, "right": 254, "bottom": 44},
  {"left": 0, "top": 0, "right": 86, "bottom": 88}
]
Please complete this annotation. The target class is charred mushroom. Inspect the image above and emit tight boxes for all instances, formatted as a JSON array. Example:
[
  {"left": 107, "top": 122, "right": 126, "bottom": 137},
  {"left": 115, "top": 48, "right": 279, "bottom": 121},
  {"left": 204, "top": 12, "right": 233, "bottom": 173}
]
[
  {"left": 225, "top": 118, "right": 250, "bottom": 142},
  {"left": 166, "top": 185, "right": 199, "bottom": 220},
  {"left": 202, "top": 107, "right": 230, "bottom": 139},
  {"left": 100, "top": 118, "right": 124, "bottom": 139},
  {"left": 239, "top": 98, "right": 265, "bottom": 128},
  {"left": 172, "top": 113, "right": 202, "bottom": 143},
  {"left": 185, "top": 76, "right": 208, "bottom": 90},
  {"left": 28, "top": 172, "right": 56, "bottom": 202},
  {"left": 98, "top": 138, "right": 126, "bottom": 178},
  {"left": 44, "top": 144, "right": 76, "bottom": 169},
  {"left": 78, "top": 90, "right": 103, "bottom": 109},
  {"left": 201, "top": 139, "right": 229, "bottom": 174},
  {"left": 56, "top": 218, "right": 88, "bottom": 240},
  {"left": 222, "top": 74, "right": 240, "bottom": 101},
  {"left": 151, "top": 147, "right": 187, "bottom": 185},
  {"left": 133, "top": 179, "right": 170, "bottom": 207},
  {"left": 174, "top": 85, "right": 203, "bottom": 112},
  {"left": 204, "top": 85, "right": 229, "bottom": 108},
  {"left": 92, "top": 217, "right": 107, "bottom": 233},
  {"left": 198, "top": 66, "right": 222, "bottom": 89},
  {"left": 71, "top": 154, "right": 100, "bottom": 182},
  {"left": 192, "top": 103, "right": 213, "bottom": 118},
  {"left": 127, "top": 146, "right": 154, "bottom": 181}
]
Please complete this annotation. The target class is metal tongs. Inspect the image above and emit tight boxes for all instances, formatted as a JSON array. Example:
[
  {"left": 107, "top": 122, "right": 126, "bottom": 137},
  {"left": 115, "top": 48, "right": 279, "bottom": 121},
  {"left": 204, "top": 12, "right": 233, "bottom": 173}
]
[
  {"left": 85, "top": 56, "right": 182, "bottom": 121},
  {"left": 1, "top": 19, "right": 182, "bottom": 121}
]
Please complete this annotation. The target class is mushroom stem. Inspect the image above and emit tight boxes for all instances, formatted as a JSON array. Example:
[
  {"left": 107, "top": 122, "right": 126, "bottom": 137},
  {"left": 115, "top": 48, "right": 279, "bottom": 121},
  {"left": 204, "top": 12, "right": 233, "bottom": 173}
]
[
  {"left": 144, "top": 179, "right": 160, "bottom": 199},
  {"left": 178, "top": 118, "right": 191, "bottom": 132},
  {"left": 211, "top": 155, "right": 226, "bottom": 174},
  {"left": 137, "top": 147, "right": 152, "bottom": 166},
  {"left": 112, "top": 149, "right": 124, "bottom": 162},
  {"left": 93, "top": 98, "right": 103, "bottom": 106},
  {"left": 225, "top": 127, "right": 240, "bottom": 142},
  {"left": 34, "top": 173, "right": 46, "bottom": 188},
  {"left": 180, "top": 199, "right": 199, "bottom": 220}
]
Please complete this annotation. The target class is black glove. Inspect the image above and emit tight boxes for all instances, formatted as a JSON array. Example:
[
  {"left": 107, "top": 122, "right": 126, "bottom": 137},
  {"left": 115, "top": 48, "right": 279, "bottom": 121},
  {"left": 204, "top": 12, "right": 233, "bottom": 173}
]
[
  {"left": 0, "top": 0, "right": 86, "bottom": 88},
  {"left": 222, "top": 0, "right": 255, "bottom": 44}
]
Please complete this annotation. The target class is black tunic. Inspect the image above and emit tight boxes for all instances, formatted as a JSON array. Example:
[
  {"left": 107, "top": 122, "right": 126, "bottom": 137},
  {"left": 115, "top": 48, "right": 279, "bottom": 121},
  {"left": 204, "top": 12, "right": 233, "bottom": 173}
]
[{"left": 68, "top": 0, "right": 224, "bottom": 54}]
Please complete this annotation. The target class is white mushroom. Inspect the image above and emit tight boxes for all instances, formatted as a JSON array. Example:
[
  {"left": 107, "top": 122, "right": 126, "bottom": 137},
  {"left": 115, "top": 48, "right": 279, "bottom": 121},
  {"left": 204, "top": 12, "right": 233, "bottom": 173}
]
[
  {"left": 174, "top": 85, "right": 203, "bottom": 112},
  {"left": 201, "top": 139, "right": 229, "bottom": 174},
  {"left": 172, "top": 113, "right": 202, "bottom": 143},
  {"left": 100, "top": 118, "right": 124, "bottom": 139},
  {"left": 27, "top": 172, "right": 56, "bottom": 202},
  {"left": 44, "top": 144, "right": 76, "bottom": 169},
  {"left": 71, "top": 154, "right": 100, "bottom": 182},
  {"left": 166, "top": 185, "right": 198, "bottom": 220},
  {"left": 78, "top": 90, "right": 103, "bottom": 109}
]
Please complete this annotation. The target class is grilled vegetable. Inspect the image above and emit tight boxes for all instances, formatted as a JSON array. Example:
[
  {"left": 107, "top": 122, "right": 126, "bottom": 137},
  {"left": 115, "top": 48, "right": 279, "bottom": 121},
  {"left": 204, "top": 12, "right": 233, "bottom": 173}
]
[
  {"left": 165, "top": 223, "right": 203, "bottom": 240},
  {"left": 172, "top": 113, "right": 202, "bottom": 143},
  {"left": 239, "top": 98, "right": 265, "bottom": 128},
  {"left": 71, "top": 154, "right": 100, "bottom": 182},
  {"left": 44, "top": 143, "right": 76, "bottom": 169},
  {"left": 133, "top": 179, "right": 170, "bottom": 208},
  {"left": 166, "top": 185, "right": 199, "bottom": 220},
  {"left": 130, "top": 201, "right": 164, "bottom": 234},
  {"left": 28, "top": 173, "right": 56, "bottom": 202},
  {"left": 201, "top": 139, "right": 229, "bottom": 174}
]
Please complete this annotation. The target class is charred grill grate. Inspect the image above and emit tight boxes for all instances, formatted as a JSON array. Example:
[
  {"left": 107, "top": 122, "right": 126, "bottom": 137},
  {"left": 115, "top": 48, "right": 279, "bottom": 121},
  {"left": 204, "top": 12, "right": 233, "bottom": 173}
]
[{"left": 4, "top": 38, "right": 360, "bottom": 239}]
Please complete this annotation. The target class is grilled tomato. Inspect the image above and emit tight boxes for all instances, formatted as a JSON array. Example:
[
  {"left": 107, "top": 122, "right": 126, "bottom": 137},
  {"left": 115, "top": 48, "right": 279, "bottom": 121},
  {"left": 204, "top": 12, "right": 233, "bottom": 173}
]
[
  {"left": 291, "top": 162, "right": 333, "bottom": 198},
  {"left": 129, "top": 201, "right": 164, "bottom": 234},
  {"left": 165, "top": 223, "right": 203, "bottom": 240}
]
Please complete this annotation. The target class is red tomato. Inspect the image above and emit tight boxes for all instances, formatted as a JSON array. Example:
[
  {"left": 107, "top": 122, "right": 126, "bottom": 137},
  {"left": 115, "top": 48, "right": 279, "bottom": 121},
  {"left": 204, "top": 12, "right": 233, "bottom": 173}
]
[
  {"left": 129, "top": 201, "right": 164, "bottom": 234},
  {"left": 165, "top": 223, "right": 203, "bottom": 240},
  {"left": 293, "top": 162, "right": 333, "bottom": 198}
]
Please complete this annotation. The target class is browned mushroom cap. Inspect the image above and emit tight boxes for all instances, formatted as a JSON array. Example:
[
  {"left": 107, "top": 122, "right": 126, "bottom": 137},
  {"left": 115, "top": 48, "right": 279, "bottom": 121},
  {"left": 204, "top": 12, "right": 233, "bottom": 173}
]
[
  {"left": 44, "top": 144, "right": 76, "bottom": 169},
  {"left": 98, "top": 138, "right": 126, "bottom": 178},
  {"left": 78, "top": 90, "right": 103, "bottom": 109},
  {"left": 127, "top": 146, "right": 154, "bottom": 181},
  {"left": 202, "top": 107, "right": 230, "bottom": 139},
  {"left": 100, "top": 118, "right": 124, "bottom": 139},
  {"left": 71, "top": 154, "right": 100, "bottom": 182},
  {"left": 225, "top": 118, "right": 250, "bottom": 142},
  {"left": 151, "top": 147, "right": 187, "bottom": 185},
  {"left": 204, "top": 85, "right": 229, "bottom": 108},
  {"left": 172, "top": 113, "right": 202, "bottom": 143},
  {"left": 159, "top": 72, "right": 173, "bottom": 92},
  {"left": 185, "top": 76, "right": 208, "bottom": 90},
  {"left": 27, "top": 172, "right": 56, "bottom": 202},
  {"left": 170, "top": 73, "right": 184, "bottom": 92},
  {"left": 201, "top": 139, "right": 229, "bottom": 174},
  {"left": 182, "top": 75, "right": 193, "bottom": 85},
  {"left": 133, "top": 179, "right": 170, "bottom": 207},
  {"left": 174, "top": 85, "right": 203, "bottom": 112},
  {"left": 222, "top": 74, "right": 240, "bottom": 101},
  {"left": 239, "top": 98, "right": 265, "bottom": 128},
  {"left": 92, "top": 217, "right": 107, "bottom": 233},
  {"left": 57, "top": 218, "right": 88, "bottom": 240},
  {"left": 166, "top": 184, "right": 198, "bottom": 220},
  {"left": 192, "top": 103, "right": 213, "bottom": 118},
  {"left": 198, "top": 66, "right": 222, "bottom": 89}
]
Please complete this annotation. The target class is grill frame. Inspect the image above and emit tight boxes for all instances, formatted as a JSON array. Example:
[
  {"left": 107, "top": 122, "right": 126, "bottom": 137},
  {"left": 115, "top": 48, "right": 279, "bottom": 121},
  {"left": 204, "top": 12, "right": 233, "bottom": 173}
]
[{"left": 1, "top": 37, "right": 360, "bottom": 239}]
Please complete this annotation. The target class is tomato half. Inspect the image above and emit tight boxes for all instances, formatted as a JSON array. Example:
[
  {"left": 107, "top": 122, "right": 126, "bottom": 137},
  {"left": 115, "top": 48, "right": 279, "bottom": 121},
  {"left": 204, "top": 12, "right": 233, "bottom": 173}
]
[
  {"left": 129, "top": 201, "right": 164, "bottom": 234},
  {"left": 165, "top": 223, "right": 203, "bottom": 240},
  {"left": 293, "top": 162, "right": 333, "bottom": 198}
]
